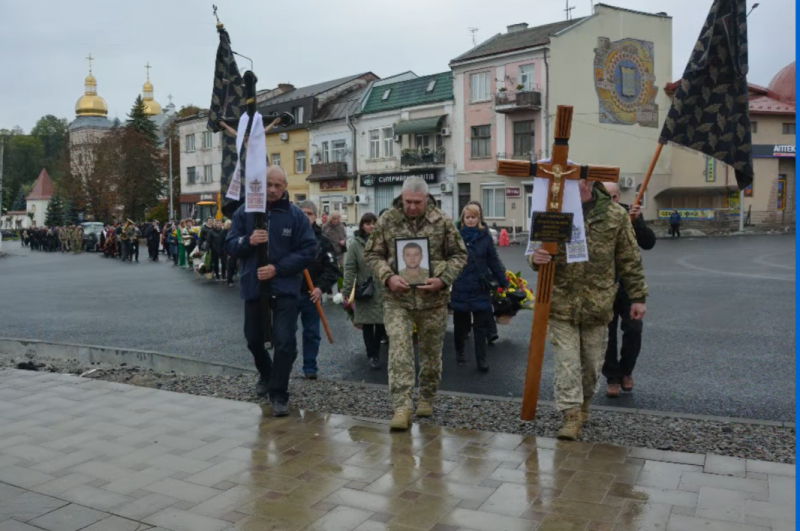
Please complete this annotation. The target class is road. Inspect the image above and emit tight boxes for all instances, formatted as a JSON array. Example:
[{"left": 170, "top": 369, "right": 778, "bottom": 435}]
[{"left": 0, "top": 234, "right": 794, "bottom": 421}]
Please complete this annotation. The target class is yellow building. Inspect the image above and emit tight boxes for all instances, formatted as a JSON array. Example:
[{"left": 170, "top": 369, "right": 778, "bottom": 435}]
[{"left": 265, "top": 128, "right": 311, "bottom": 202}]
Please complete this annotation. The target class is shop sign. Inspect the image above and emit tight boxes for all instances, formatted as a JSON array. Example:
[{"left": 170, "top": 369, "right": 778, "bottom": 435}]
[
  {"left": 320, "top": 179, "right": 348, "bottom": 191},
  {"left": 657, "top": 209, "right": 716, "bottom": 220},
  {"left": 506, "top": 187, "right": 521, "bottom": 198},
  {"left": 752, "top": 144, "right": 795, "bottom": 158},
  {"left": 200, "top": 193, "right": 214, "bottom": 200},
  {"left": 359, "top": 171, "right": 437, "bottom": 187}
]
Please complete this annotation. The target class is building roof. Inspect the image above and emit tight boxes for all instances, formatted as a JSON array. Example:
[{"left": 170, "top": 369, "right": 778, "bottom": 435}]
[
  {"left": 362, "top": 72, "right": 453, "bottom": 115},
  {"left": 26, "top": 169, "right": 54, "bottom": 201},
  {"left": 68, "top": 115, "right": 114, "bottom": 131},
  {"left": 312, "top": 86, "right": 369, "bottom": 123},
  {"left": 260, "top": 73, "right": 374, "bottom": 105},
  {"left": 664, "top": 79, "right": 796, "bottom": 116},
  {"left": 450, "top": 19, "right": 585, "bottom": 65},
  {"left": 768, "top": 61, "right": 795, "bottom": 103}
]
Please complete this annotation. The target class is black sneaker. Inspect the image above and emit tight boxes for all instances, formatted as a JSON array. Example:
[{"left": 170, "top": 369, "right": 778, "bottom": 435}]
[
  {"left": 488, "top": 334, "right": 499, "bottom": 345},
  {"left": 255, "top": 376, "right": 269, "bottom": 397},
  {"left": 304, "top": 373, "right": 318, "bottom": 380},
  {"left": 272, "top": 401, "right": 289, "bottom": 417},
  {"left": 369, "top": 358, "right": 381, "bottom": 370}
]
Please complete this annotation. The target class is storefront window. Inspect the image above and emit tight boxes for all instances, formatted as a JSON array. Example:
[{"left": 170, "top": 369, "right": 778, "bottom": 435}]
[{"left": 481, "top": 186, "right": 505, "bottom": 218}]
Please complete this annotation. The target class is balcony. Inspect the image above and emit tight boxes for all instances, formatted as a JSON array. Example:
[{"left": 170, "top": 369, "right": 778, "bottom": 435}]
[
  {"left": 308, "top": 161, "right": 348, "bottom": 182},
  {"left": 401, "top": 148, "right": 446, "bottom": 167},
  {"left": 494, "top": 90, "right": 542, "bottom": 113},
  {"left": 497, "top": 151, "right": 540, "bottom": 162}
]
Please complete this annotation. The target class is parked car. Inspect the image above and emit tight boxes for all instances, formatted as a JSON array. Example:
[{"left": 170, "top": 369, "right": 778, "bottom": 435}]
[{"left": 81, "top": 222, "right": 105, "bottom": 252}]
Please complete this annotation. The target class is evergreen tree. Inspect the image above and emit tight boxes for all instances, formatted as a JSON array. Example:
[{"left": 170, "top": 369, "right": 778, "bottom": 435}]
[
  {"left": 126, "top": 96, "right": 159, "bottom": 145},
  {"left": 44, "top": 194, "right": 64, "bottom": 227},
  {"left": 11, "top": 189, "right": 26, "bottom": 211},
  {"left": 62, "top": 199, "right": 79, "bottom": 225}
]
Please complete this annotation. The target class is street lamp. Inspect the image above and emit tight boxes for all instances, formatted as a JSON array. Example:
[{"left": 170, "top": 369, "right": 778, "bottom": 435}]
[{"left": 747, "top": 3, "right": 759, "bottom": 17}]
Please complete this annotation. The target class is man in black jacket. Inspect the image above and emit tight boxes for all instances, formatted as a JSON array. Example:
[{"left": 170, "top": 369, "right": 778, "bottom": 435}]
[
  {"left": 146, "top": 221, "right": 160, "bottom": 261},
  {"left": 207, "top": 219, "right": 227, "bottom": 281},
  {"left": 602, "top": 182, "right": 656, "bottom": 397},
  {"left": 297, "top": 201, "right": 339, "bottom": 379}
]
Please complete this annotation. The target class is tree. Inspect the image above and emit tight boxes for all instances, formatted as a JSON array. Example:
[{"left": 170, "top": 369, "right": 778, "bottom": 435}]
[
  {"left": 11, "top": 189, "right": 26, "bottom": 211},
  {"left": 126, "top": 96, "right": 159, "bottom": 145},
  {"left": 55, "top": 150, "right": 87, "bottom": 215},
  {"left": 86, "top": 133, "right": 120, "bottom": 224},
  {"left": 4, "top": 135, "right": 44, "bottom": 213},
  {"left": 31, "top": 115, "right": 69, "bottom": 179},
  {"left": 44, "top": 194, "right": 64, "bottom": 227},
  {"left": 62, "top": 198, "right": 79, "bottom": 225},
  {"left": 116, "top": 127, "right": 164, "bottom": 220}
]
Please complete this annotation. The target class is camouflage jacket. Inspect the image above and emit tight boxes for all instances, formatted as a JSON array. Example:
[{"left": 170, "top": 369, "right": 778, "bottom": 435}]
[
  {"left": 365, "top": 194, "right": 467, "bottom": 310},
  {"left": 529, "top": 185, "right": 647, "bottom": 325}
]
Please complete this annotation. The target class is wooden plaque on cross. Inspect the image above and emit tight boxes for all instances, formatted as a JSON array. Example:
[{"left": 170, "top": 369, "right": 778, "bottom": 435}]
[{"left": 497, "top": 105, "right": 620, "bottom": 421}]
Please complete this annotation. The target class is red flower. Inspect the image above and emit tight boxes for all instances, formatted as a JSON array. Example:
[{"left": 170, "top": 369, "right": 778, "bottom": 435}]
[{"left": 496, "top": 287, "right": 504, "bottom": 293}]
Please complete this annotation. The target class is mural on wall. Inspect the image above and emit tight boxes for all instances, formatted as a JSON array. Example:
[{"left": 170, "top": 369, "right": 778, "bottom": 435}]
[{"left": 594, "top": 37, "right": 659, "bottom": 128}]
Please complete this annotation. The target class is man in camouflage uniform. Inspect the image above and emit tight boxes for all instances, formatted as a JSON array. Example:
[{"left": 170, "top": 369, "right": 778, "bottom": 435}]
[
  {"left": 530, "top": 180, "right": 647, "bottom": 441},
  {"left": 73, "top": 225, "right": 83, "bottom": 254},
  {"left": 365, "top": 177, "right": 467, "bottom": 430}
]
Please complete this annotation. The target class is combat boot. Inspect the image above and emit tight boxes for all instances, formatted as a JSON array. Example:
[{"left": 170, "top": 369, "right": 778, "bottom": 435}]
[
  {"left": 557, "top": 408, "right": 582, "bottom": 441},
  {"left": 581, "top": 398, "right": 591, "bottom": 423},
  {"left": 416, "top": 399, "right": 433, "bottom": 417},
  {"left": 389, "top": 408, "right": 412, "bottom": 430}
]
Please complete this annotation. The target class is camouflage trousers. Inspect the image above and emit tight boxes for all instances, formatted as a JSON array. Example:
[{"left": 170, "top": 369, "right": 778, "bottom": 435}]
[
  {"left": 547, "top": 318, "right": 608, "bottom": 412},
  {"left": 385, "top": 301, "right": 448, "bottom": 410}
]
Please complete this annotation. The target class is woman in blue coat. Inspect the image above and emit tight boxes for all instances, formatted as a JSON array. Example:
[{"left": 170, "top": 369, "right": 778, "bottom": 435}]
[{"left": 450, "top": 204, "right": 508, "bottom": 372}]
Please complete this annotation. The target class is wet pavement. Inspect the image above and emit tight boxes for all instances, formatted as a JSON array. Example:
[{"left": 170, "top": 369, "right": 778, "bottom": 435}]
[
  {"left": 0, "top": 369, "right": 794, "bottom": 531},
  {"left": 0, "top": 234, "right": 794, "bottom": 421}
]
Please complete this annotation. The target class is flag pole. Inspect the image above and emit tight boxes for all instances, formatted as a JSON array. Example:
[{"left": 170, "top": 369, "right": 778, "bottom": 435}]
[{"left": 630, "top": 141, "right": 665, "bottom": 219}]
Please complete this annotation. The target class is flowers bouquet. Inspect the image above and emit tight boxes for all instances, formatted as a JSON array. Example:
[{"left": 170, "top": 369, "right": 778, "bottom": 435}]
[
  {"left": 333, "top": 291, "right": 355, "bottom": 322},
  {"left": 492, "top": 271, "right": 535, "bottom": 324}
]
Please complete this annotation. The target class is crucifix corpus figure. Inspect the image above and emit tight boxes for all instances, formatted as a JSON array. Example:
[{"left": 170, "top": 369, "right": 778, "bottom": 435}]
[{"left": 497, "top": 105, "right": 648, "bottom": 440}]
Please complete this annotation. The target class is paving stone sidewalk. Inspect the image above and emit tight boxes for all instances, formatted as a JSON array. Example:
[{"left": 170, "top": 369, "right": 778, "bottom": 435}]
[{"left": 0, "top": 369, "right": 794, "bottom": 531}]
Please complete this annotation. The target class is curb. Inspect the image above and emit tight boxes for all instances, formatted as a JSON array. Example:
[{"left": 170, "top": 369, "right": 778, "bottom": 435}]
[{"left": 0, "top": 337, "right": 793, "bottom": 429}]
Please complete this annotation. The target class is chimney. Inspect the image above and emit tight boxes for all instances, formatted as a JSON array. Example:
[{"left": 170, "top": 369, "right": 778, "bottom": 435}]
[
  {"left": 277, "top": 83, "right": 295, "bottom": 93},
  {"left": 507, "top": 23, "right": 529, "bottom": 33}
]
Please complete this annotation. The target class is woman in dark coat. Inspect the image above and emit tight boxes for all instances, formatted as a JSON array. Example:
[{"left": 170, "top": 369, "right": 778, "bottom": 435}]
[{"left": 450, "top": 204, "right": 508, "bottom": 372}]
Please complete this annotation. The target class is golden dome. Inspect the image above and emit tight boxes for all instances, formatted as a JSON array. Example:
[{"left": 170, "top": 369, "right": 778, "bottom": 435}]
[
  {"left": 141, "top": 62, "right": 161, "bottom": 116},
  {"left": 76, "top": 72, "right": 108, "bottom": 117}
]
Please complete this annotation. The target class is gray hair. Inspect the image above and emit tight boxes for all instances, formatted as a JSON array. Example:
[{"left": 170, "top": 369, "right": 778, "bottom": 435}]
[
  {"left": 402, "top": 176, "right": 429, "bottom": 195},
  {"left": 297, "top": 200, "right": 317, "bottom": 215},
  {"left": 267, "top": 165, "right": 288, "bottom": 184}
]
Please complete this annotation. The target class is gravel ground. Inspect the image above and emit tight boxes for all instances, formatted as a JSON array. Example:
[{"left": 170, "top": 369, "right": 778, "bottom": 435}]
[{"left": 2, "top": 353, "right": 793, "bottom": 464}]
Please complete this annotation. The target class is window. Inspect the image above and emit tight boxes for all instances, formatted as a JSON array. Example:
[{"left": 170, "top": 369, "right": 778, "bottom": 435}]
[
  {"left": 321, "top": 141, "right": 330, "bottom": 163},
  {"left": 426, "top": 80, "right": 436, "bottom": 93},
  {"left": 292, "top": 106, "right": 304, "bottom": 125},
  {"left": 271, "top": 153, "right": 280, "bottom": 167},
  {"left": 481, "top": 186, "right": 505, "bottom": 218},
  {"left": 295, "top": 194, "right": 307, "bottom": 203},
  {"left": 332, "top": 140, "right": 347, "bottom": 162},
  {"left": 519, "top": 64, "right": 535, "bottom": 91},
  {"left": 185, "top": 134, "right": 195, "bottom": 153},
  {"left": 187, "top": 166, "right": 196, "bottom": 185},
  {"left": 382, "top": 89, "right": 391, "bottom": 101},
  {"left": 382, "top": 127, "right": 394, "bottom": 158},
  {"left": 202, "top": 131, "right": 213, "bottom": 149},
  {"left": 369, "top": 129, "right": 380, "bottom": 159},
  {"left": 458, "top": 183, "right": 471, "bottom": 215},
  {"left": 751, "top": 121, "right": 758, "bottom": 134},
  {"left": 513, "top": 120, "right": 535, "bottom": 156},
  {"left": 470, "top": 72, "right": 490, "bottom": 102},
  {"left": 782, "top": 123, "right": 794, "bottom": 134},
  {"left": 415, "top": 134, "right": 430, "bottom": 149},
  {"left": 295, "top": 150, "right": 306, "bottom": 174},
  {"left": 203, "top": 165, "right": 213, "bottom": 183},
  {"left": 471, "top": 125, "right": 491, "bottom": 158}
]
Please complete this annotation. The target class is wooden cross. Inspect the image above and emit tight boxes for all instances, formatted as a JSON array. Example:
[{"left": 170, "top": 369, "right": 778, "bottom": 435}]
[{"left": 497, "top": 105, "right": 620, "bottom": 421}]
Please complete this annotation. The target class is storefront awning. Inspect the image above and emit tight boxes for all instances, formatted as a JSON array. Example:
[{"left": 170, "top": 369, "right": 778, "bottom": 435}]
[
  {"left": 654, "top": 185, "right": 739, "bottom": 198},
  {"left": 393, "top": 115, "right": 447, "bottom": 136}
]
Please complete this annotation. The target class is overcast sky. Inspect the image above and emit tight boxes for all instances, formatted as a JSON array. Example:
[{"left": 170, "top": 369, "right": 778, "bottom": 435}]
[{"left": 1, "top": 0, "right": 794, "bottom": 132}]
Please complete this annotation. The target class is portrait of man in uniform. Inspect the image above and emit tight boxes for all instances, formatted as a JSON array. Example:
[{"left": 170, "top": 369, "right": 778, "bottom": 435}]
[{"left": 396, "top": 238, "right": 430, "bottom": 286}]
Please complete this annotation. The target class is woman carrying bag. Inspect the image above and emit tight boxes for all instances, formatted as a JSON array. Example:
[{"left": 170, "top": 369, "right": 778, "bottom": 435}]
[
  {"left": 450, "top": 204, "right": 508, "bottom": 372},
  {"left": 342, "top": 213, "right": 385, "bottom": 370}
]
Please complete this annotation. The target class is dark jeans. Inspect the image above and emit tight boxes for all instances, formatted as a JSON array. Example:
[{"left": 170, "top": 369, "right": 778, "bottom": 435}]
[
  {"left": 121, "top": 241, "right": 132, "bottom": 261},
  {"left": 227, "top": 256, "right": 237, "bottom": 283},
  {"left": 148, "top": 241, "right": 159, "bottom": 261},
  {"left": 244, "top": 296, "right": 299, "bottom": 404},
  {"left": 362, "top": 324, "right": 386, "bottom": 360},
  {"left": 453, "top": 310, "right": 492, "bottom": 364},
  {"left": 170, "top": 244, "right": 178, "bottom": 264},
  {"left": 298, "top": 295, "right": 321, "bottom": 375},
  {"left": 670, "top": 224, "right": 680, "bottom": 238},
  {"left": 602, "top": 298, "right": 643, "bottom": 384},
  {"left": 211, "top": 250, "right": 225, "bottom": 279}
]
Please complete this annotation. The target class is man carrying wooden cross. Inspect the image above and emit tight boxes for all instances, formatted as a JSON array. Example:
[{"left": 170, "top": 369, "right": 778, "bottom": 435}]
[{"left": 530, "top": 176, "right": 647, "bottom": 440}]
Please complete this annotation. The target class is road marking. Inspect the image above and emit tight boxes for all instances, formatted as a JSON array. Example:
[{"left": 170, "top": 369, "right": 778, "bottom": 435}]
[
  {"left": 754, "top": 251, "right": 795, "bottom": 271},
  {"left": 677, "top": 255, "right": 794, "bottom": 282}
]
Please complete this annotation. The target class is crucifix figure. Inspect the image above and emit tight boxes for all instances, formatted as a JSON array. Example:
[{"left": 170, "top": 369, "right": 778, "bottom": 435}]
[{"left": 497, "top": 105, "right": 620, "bottom": 421}]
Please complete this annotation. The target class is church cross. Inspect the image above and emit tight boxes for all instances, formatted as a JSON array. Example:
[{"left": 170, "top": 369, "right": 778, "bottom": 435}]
[
  {"left": 86, "top": 53, "right": 94, "bottom": 74},
  {"left": 145, "top": 62, "right": 152, "bottom": 80},
  {"left": 496, "top": 105, "right": 620, "bottom": 421}
]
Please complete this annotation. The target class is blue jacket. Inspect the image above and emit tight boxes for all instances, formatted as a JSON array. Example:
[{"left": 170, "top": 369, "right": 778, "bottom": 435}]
[
  {"left": 669, "top": 212, "right": 681, "bottom": 225},
  {"left": 450, "top": 227, "right": 508, "bottom": 313},
  {"left": 225, "top": 193, "right": 317, "bottom": 302}
]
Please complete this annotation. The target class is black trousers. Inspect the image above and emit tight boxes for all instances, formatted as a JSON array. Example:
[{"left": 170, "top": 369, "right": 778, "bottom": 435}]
[
  {"left": 226, "top": 256, "right": 237, "bottom": 283},
  {"left": 211, "top": 250, "right": 225, "bottom": 279},
  {"left": 670, "top": 224, "right": 681, "bottom": 238},
  {"left": 603, "top": 298, "right": 643, "bottom": 384},
  {"left": 362, "top": 324, "right": 386, "bottom": 360},
  {"left": 148, "top": 241, "right": 159, "bottom": 261},
  {"left": 453, "top": 310, "right": 492, "bottom": 363},
  {"left": 244, "top": 296, "right": 299, "bottom": 403}
]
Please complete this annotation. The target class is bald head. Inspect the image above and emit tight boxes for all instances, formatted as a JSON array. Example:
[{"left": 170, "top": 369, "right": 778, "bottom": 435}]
[
  {"left": 602, "top": 182, "right": 621, "bottom": 203},
  {"left": 267, "top": 165, "right": 287, "bottom": 184},
  {"left": 266, "top": 165, "right": 288, "bottom": 203}
]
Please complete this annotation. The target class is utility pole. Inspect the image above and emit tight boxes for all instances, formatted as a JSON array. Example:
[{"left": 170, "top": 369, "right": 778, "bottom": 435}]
[
  {"left": 168, "top": 130, "right": 174, "bottom": 220},
  {"left": 0, "top": 139, "right": 4, "bottom": 215}
]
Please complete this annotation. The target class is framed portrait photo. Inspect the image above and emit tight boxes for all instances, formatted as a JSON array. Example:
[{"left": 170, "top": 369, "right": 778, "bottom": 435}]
[{"left": 395, "top": 237, "right": 431, "bottom": 287}]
